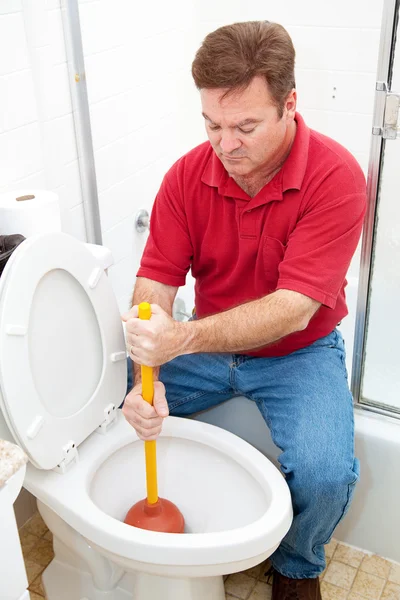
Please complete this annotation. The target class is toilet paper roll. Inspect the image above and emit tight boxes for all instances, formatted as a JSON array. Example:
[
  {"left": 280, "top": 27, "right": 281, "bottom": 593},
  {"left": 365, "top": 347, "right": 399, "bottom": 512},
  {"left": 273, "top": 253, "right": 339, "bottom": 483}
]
[{"left": 0, "top": 190, "right": 61, "bottom": 237}]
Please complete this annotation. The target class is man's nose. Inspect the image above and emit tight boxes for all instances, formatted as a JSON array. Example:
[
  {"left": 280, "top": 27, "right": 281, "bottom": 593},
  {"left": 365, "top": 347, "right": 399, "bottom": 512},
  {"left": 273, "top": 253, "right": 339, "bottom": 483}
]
[{"left": 220, "top": 131, "right": 242, "bottom": 154}]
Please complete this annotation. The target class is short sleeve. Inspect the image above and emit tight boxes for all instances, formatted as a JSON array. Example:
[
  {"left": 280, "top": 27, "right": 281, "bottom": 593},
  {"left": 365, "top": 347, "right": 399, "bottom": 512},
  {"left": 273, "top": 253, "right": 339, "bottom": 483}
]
[
  {"left": 276, "top": 171, "right": 366, "bottom": 308},
  {"left": 136, "top": 162, "right": 193, "bottom": 287}
]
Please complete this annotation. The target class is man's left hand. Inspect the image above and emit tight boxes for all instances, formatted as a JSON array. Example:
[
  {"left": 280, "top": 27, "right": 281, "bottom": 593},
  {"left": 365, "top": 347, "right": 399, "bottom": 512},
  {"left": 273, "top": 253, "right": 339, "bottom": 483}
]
[{"left": 122, "top": 304, "right": 187, "bottom": 366}]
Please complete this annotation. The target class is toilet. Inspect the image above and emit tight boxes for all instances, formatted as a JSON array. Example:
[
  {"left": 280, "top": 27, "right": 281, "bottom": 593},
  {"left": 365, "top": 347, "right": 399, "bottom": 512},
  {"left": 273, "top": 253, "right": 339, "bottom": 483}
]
[{"left": 0, "top": 231, "right": 293, "bottom": 600}]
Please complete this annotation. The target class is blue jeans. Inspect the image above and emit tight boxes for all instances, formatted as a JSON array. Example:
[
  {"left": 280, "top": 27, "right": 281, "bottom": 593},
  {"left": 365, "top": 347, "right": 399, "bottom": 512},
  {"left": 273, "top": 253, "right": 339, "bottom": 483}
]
[{"left": 125, "top": 328, "right": 359, "bottom": 579}]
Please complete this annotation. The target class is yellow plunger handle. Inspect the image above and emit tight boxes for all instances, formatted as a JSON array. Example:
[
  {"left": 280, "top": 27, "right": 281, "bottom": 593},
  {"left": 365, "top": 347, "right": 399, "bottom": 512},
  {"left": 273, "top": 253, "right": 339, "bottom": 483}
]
[{"left": 139, "top": 302, "right": 158, "bottom": 505}]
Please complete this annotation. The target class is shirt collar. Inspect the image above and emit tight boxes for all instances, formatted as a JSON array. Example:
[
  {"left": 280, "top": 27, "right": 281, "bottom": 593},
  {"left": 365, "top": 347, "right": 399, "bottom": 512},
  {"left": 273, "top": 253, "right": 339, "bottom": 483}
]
[{"left": 201, "top": 112, "right": 310, "bottom": 204}]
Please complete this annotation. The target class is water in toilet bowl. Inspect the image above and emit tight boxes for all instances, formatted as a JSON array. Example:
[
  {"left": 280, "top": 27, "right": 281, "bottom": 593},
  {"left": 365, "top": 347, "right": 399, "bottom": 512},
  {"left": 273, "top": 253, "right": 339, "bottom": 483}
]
[{"left": 90, "top": 437, "right": 270, "bottom": 534}]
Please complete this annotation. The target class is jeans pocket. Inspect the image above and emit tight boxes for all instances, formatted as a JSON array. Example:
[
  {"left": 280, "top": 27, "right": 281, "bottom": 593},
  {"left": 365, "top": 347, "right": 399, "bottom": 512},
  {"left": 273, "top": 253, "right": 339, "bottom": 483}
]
[{"left": 310, "top": 329, "right": 338, "bottom": 349}]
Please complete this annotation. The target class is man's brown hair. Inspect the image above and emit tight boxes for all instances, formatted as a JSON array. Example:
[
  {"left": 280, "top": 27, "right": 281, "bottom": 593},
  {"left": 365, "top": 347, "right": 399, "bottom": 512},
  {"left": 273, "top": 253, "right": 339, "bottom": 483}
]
[{"left": 192, "top": 21, "right": 295, "bottom": 118}]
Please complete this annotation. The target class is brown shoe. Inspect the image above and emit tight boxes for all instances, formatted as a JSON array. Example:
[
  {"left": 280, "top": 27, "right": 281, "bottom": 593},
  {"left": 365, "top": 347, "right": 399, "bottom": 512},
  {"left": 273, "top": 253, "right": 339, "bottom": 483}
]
[{"left": 272, "top": 571, "right": 322, "bottom": 600}]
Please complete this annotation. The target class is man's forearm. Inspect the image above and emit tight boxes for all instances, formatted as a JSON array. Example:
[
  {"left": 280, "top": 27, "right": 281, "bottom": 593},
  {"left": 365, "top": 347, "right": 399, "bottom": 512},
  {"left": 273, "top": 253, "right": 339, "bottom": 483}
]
[
  {"left": 180, "top": 289, "right": 320, "bottom": 355},
  {"left": 131, "top": 277, "right": 178, "bottom": 382}
]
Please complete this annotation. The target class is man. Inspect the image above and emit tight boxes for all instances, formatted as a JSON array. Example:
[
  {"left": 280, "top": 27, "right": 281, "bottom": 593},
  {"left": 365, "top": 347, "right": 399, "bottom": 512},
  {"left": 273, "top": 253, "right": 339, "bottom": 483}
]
[{"left": 122, "top": 21, "right": 366, "bottom": 600}]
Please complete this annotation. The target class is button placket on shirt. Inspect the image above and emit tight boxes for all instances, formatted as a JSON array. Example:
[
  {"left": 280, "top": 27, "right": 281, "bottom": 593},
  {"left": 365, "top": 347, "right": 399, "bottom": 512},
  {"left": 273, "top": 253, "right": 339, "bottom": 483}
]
[{"left": 240, "top": 208, "right": 258, "bottom": 239}]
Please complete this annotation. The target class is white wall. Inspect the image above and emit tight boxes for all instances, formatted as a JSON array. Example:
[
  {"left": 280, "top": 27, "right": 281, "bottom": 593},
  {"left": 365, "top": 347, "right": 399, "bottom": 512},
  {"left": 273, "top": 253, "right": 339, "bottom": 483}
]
[
  {"left": 78, "top": 0, "right": 201, "bottom": 311},
  {"left": 0, "top": 0, "right": 384, "bottom": 315},
  {"left": 0, "top": 0, "right": 87, "bottom": 241}
]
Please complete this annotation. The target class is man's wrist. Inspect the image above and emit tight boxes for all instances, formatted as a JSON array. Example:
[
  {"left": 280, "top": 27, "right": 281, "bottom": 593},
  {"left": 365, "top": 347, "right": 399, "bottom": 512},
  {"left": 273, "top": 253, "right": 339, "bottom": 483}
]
[{"left": 177, "top": 319, "right": 201, "bottom": 355}]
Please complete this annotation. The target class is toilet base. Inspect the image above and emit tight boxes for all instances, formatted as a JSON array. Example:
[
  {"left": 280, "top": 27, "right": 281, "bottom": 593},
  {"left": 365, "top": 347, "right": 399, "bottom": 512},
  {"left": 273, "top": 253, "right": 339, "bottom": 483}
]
[
  {"left": 42, "top": 557, "right": 226, "bottom": 600},
  {"left": 42, "top": 558, "right": 130, "bottom": 600},
  {"left": 38, "top": 501, "right": 228, "bottom": 600}
]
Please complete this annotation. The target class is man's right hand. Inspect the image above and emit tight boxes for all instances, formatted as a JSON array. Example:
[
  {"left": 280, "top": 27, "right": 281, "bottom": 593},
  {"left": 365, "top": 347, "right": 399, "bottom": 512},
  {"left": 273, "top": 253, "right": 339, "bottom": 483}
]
[{"left": 122, "top": 381, "right": 169, "bottom": 440}]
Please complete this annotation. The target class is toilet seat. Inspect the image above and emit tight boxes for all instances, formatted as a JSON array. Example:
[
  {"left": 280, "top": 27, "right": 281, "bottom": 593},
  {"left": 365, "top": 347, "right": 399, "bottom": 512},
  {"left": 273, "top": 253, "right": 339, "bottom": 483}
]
[{"left": 0, "top": 232, "right": 127, "bottom": 471}]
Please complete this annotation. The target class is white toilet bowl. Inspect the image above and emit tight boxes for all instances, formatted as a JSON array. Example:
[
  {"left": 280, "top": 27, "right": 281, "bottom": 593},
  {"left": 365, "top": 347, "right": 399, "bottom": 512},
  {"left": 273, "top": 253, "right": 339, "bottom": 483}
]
[{"left": 0, "top": 232, "right": 292, "bottom": 600}]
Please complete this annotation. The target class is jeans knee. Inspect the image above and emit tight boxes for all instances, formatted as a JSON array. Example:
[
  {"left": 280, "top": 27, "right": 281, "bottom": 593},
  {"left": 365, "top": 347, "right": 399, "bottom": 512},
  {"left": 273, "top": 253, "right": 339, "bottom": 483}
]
[{"left": 291, "top": 457, "right": 359, "bottom": 502}]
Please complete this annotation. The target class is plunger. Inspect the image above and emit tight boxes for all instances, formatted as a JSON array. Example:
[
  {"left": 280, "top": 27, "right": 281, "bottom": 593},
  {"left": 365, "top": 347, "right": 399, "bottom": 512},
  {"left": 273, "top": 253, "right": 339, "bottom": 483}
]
[{"left": 124, "top": 302, "right": 185, "bottom": 533}]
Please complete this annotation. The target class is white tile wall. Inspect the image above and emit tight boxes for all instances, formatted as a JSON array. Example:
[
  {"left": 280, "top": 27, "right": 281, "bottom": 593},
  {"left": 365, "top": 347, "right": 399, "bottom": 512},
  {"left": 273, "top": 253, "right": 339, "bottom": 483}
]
[
  {"left": 83, "top": 46, "right": 132, "bottom": 104},
  {"left": 78, "top": 0, "right": 126, "bottom": 56},
  {"left": 0, "top": 0, "right": 22, "bottom": 15},
  {"left": 289, "top": 26, "right": 381, "bottom": 73},
  {"left": 0, "top": 69, "right": 37, "bottom": 133},
  {"left": 47, "top": 8, "right": 68, "bottom": 65},
  {"left": 98, "top": 156, "right": 172, "bottom": 231},
  {"left": 45, "top": 0, "right": 61, "bottom": 11},
  {"left": 0, "top": 0, "right": 387, "bottom": 313},
  {"left": 192, "top": 0, "right": 383, "bottom": 30},
  {"left": 0, "top": 170, "right": 46, "bottom": 193},
  {"left": 60, "top": 160, "right": 83, "bottom": 208},
  {"left": 107, "top": 254, "right": 137, "bottom": 308},
  {"left": 296, "top": 70, "right": 376, "bottom": 115},
  {"left": 0, "top": 0, "right": 86, "bottom": 240},
  {"left": 33, "top": 55, "right": 72, "bottom": 120},
  {"left": 0, "top": 123, "right": 43, "bottom": 187},
  {"left": 0, "top": 13, "right": 30, "bottom": 74},
  {"left": 22, "top": 0, "right": 49, "bottom": 48},
  {"left": 64, "top": 201, "right": 87, "bottom": 241}
]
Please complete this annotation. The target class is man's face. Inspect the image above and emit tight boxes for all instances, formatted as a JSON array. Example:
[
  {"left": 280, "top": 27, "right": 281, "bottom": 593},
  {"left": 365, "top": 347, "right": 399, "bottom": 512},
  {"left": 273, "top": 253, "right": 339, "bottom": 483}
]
[{"left": 200, "top": 76, "right": 296, "bottom": 178}]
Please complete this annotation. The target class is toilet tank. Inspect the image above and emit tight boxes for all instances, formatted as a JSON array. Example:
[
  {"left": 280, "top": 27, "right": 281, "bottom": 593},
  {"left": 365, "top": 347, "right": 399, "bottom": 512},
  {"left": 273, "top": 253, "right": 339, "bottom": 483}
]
[
  {"left": 193, "top": 396, "right": 281, "bottom": 468},
  {"left": 84, "top": 243, "right": 114, "bottom": 272}
]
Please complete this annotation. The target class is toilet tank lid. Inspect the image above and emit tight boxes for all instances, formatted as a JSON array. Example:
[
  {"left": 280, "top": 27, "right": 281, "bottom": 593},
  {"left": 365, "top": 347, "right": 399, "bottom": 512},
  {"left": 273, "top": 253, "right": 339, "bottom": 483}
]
[{"left": 0, "top": 232, "right": 127, "bottom": 471}]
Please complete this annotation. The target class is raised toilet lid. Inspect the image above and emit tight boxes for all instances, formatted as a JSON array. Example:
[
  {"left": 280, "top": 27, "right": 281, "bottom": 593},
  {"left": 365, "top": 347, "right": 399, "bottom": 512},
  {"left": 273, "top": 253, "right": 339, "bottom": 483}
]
[{"left": 0, "top": 232, "right": 127, "bottom": 471}]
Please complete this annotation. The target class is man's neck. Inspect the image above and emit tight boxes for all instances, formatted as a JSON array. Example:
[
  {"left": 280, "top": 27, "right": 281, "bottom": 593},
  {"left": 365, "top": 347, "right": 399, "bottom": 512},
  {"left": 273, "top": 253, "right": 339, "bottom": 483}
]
[{"left": 233, "top": 169, "right": 280, "bottom": 198}]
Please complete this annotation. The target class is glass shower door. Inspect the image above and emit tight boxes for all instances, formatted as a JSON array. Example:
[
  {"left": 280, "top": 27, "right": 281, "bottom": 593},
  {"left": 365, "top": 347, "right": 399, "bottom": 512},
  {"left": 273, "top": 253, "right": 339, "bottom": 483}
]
[{"left": 353, "top": 0, "right": 400, "bottom": 414}]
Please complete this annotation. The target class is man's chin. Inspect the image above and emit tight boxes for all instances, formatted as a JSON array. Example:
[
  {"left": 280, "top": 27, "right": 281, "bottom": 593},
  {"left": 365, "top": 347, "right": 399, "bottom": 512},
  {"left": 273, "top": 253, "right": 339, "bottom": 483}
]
[{"left": 225, "top": 164, "right": 249, "bottom": 177}]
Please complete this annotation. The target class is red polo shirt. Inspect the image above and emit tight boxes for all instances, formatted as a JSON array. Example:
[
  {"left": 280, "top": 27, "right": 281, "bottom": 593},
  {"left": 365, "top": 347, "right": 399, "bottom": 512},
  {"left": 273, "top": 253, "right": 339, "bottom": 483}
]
[{"left": 137, "top": 113, "right": 366, "bottom": 357}]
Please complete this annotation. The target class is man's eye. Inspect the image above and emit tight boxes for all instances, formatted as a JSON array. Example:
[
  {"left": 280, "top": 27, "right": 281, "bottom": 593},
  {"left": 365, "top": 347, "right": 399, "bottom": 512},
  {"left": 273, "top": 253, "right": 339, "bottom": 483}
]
[
  {"left": 238, "top": 127, "right": 255, "bottom": 134},
  {"left": 208, "top": 125, "right": 221, "bottom": 131}
]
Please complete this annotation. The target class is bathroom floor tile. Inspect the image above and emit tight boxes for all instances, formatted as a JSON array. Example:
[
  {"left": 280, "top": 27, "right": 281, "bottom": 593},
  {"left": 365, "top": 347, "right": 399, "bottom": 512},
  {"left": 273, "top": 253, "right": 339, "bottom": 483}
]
[
  {"left": 248, "top": 581, "right": 272, "bottom": 600},
  {"left": 27, "top": 538, "right": 54, "bottom": 567},
  {"left": 320, "top": 558, "right": 332, "bottom": 581},
  {"left": 334, "top": 543, "right": 366, "bottom": 568},
  {"left": 22, "top": 511, "right": 48, "bottom": 538},
  {"left": 324, "top": 560, "right": 357, "bottom": 590},
  {"left": 381, "top": 582, "right": 400, "bottom": 600},
  {"left": 224, "top": 572, "right": 257, "bottom": 599},
  {"left": 351, "top": 570, "right": 386, "bottom": 600},
  {"left": 43, "top": 529, "right": 53, "bottom": 542},
  {"left": 347, "top": 592, "right": 370, "bottom": 600},
  {"left": 29, "top": 574, "right": 45, "bottom": 595},
  {"left": 24, "top": 559, "right": 45, "bottom": 584},
  {"left": 321, "top": 581, "right": 349, "bottom": 600},
  {"left": 258, "top": 560, "right": 273, "bottom": 584},
  {"left": 19, "top": 526, "right": 39, "bottom": 546},
  {"left": 243, "top": 562, "right": 263, "bottom": 579},
  {"left": 325, "top": 539, "right": 339, "bottom": 559},
  {"left": 389, "top": 563, "right": 400, "bottom": 585},
  {"left": 19, "top": 531, "right": 40, "bottom": 559},
  {"left": 360, "top": 555, "right": 392, "bottom": 579}
]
